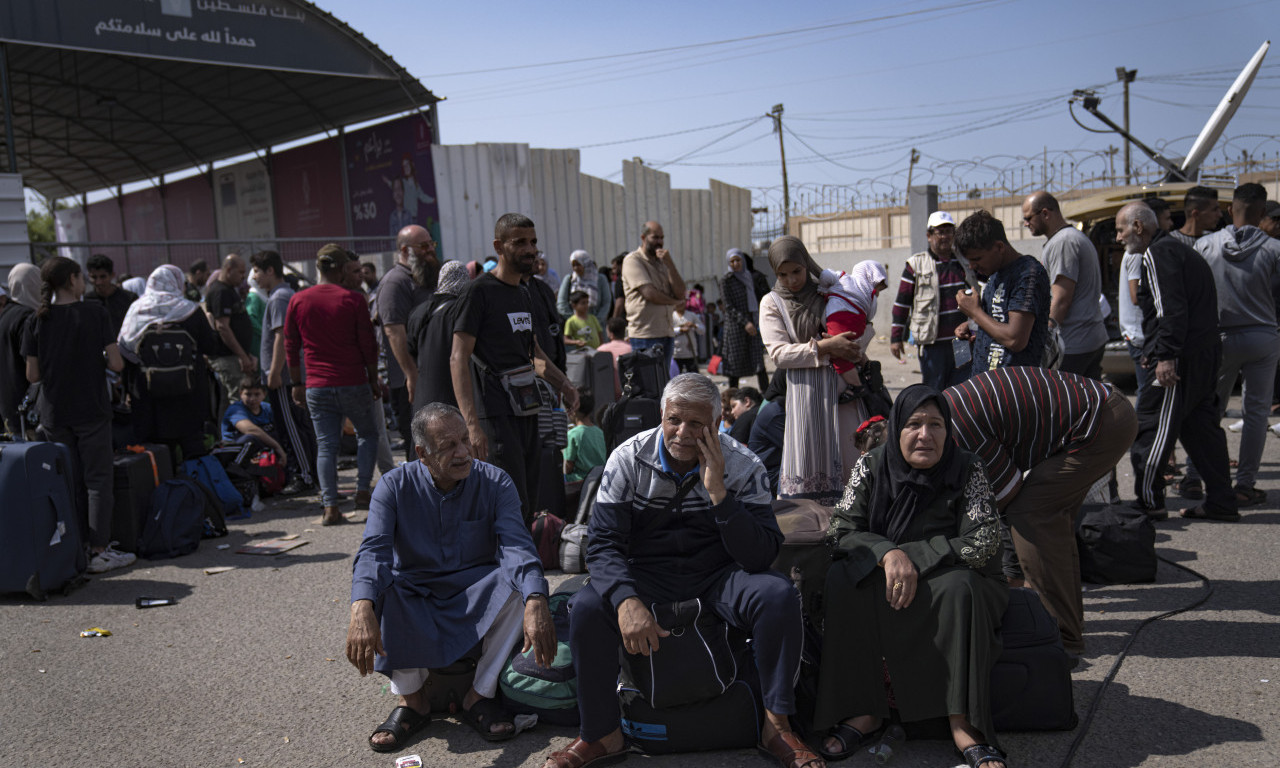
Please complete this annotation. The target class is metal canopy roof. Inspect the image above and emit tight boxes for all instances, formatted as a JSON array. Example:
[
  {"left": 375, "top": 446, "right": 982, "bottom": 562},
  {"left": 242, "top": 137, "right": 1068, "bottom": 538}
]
[{"left": 0, "top": 1, "right": 439, "bottom": 201}]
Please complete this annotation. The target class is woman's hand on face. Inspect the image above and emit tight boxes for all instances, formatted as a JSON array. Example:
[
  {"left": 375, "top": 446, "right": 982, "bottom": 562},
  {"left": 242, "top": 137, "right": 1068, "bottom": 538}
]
[{"left": 881, "top": 549, "right": 918, "bottom": 611}]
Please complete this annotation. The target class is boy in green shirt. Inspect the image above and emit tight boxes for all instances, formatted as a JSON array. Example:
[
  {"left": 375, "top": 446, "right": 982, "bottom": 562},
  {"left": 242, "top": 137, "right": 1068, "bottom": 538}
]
[
  {"left": 564, "top": 290, "right": 603, "bottom": 349},
  {"left": 563, "top": 392, "right": 607, "bottom": 483}
]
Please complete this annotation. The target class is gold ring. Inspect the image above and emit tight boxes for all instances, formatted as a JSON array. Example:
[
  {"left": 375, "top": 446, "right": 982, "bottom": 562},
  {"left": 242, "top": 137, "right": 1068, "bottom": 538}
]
[{"left": 893, "top": 582, "right": 904, "bottom": 590}]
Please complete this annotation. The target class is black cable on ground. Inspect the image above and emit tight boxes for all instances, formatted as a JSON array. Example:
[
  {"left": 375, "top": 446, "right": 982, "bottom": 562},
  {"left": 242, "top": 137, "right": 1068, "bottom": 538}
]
[{"left": 1060, "top": 553, "right": 1215, "bottom": 768}]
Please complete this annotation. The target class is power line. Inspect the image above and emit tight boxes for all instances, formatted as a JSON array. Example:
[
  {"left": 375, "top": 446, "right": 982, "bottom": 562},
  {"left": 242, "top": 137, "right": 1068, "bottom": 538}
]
[
  {"left": 574, "top": 117, "right": 761, "bottom": 149},
  {"left": 423, "top": 0, "right": 1005, "bottom": 77}
]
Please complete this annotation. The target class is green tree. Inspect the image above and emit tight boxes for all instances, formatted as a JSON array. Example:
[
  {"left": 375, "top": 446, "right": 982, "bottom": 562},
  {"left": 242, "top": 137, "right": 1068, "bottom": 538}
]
[{"left": 27, "top": 207, "right": 55, "bottom": 243}]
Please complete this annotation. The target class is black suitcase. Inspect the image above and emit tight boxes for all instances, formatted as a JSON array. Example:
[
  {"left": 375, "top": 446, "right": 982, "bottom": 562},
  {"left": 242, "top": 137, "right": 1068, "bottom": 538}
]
[
  {"left": 0, "top": 441, "right": 86, "bottom": 599},
  {"left": 112, "top": 448, "right": 171, "bottom": 554},
  {"left": 589, "top": 351, "right": 618, "bottom": 407},
  {"left": 534, "top": 446, "right": 567, "bottom": 519},
  {"left": 990, "top": 587, "right": 1077, "bottom": 731},
  {"left": 617, "top": 346, "right": 669, "bottom": 400}
]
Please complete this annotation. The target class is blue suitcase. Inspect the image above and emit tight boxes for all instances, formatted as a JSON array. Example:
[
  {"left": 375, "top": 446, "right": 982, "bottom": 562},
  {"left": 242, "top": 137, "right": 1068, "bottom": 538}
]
[{"left": 0, "top": 441, "right": 86, "bottom": 599}]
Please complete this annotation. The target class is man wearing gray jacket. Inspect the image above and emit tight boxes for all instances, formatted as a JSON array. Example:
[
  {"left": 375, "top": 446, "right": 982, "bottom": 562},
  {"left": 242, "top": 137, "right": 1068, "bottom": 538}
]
[{"left": 1187, "top": 184, "right": 1280, "bottom": 506}]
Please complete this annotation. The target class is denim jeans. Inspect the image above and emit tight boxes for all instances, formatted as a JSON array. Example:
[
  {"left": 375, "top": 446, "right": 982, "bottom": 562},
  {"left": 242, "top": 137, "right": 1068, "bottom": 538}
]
[
  {"left": 917, "top": 341, "right": 971, "bottom": 391},
  {"left": 629, "top": 336, "right": 674, "bottom": 370},
  {"left": 305, "top": 385, "right": 379, "bottom": 506}
]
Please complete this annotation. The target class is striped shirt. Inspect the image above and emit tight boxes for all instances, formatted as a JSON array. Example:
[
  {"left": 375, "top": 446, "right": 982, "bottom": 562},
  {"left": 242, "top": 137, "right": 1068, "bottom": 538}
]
[
  {"left": 942, "top": 367, "right": 1112, "bottom": 502},
  {"left": 889, "top": 251, "right": 970, "bottom": 344}
]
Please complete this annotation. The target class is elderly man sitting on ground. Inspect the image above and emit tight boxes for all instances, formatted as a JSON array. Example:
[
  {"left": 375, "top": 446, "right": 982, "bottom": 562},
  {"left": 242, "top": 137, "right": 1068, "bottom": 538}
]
[
  {"left": 544, "top": 373, "right": 820, "bottom": 768},
  {"left": 346, "top": 403, "right": 555, "bottom": 753}
]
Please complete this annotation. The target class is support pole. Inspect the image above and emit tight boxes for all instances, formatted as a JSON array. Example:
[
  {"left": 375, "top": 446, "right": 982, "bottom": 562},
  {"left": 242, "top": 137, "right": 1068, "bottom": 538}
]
[
  {"left": 1116, "top": 67, "right": 1137, "bottom": 185},
  {"left": 769, "top": 104, "right": 789, "bottom": 236},
  {"left": 0, "top": 43, "right": 19, "bottom": 174}
]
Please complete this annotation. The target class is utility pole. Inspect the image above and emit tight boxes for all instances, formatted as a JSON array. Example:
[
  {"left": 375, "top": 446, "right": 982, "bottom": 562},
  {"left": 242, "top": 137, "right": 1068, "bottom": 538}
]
[
  {"left": 1116, "top": 67, "right": 1137, "bottom": 184},
  {"left": 905, "top": 148, "right": 920, "bottom": 195},
  {"left": 768, "top": 103, "right": 789, "bottom": 235}
]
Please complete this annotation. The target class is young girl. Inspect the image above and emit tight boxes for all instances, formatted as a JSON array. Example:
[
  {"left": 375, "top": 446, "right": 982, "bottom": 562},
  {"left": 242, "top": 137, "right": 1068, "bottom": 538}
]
[
  {"left": 563, "top": 393, "right": 606, "bottom": 483},
  {"left": 21, "top": 256, "right": 131, "bottom": 573},
  {"left": 821, "top": 260, "right": 888, "bottom": 393}
]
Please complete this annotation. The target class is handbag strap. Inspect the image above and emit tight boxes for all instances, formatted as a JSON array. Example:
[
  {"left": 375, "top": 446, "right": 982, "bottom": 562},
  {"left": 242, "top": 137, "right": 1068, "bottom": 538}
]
[{"left": 634, "top": 470, "right": 701, "bottom": 541}]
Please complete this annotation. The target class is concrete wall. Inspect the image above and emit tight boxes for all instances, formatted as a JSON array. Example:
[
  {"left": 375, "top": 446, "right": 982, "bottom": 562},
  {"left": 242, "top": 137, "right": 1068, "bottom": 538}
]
[{"left": 0, "top": 174, "right": 27, "bottom": 284}]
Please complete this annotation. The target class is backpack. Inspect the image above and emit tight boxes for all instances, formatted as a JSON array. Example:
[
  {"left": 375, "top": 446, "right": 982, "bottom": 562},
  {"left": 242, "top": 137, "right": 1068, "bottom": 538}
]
[
  {"left": 137, "top": 324, "right": 199, "bottom": 397},
  {"left": 253, "top": 451, "right": 287, "bottom": 496},
  {"left": 616, "top": 346, "right": 669, "bottom": 400},
  {"left": 139, "top": 478, "right": 208, "bottom": 559},
  {"left": 600, "top": 396, "right": 661, "bottom": 453},
  {"left": 558, "top": 465, "right": 604, "bottom": 574},
  {"left": 498, "top": 592, "right": 580, "bottom": 726},
  {"left": 182, "top": 455, "right": 247, "bottom": 521},
  {"left": 531, "top": 510, "right": 565, "bottom": 571}
]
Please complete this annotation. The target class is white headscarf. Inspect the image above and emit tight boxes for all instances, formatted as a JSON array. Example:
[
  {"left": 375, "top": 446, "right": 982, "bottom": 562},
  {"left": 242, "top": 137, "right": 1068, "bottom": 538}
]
[
  {"left": 569, "top": 250, "right": 600, "bottom": 309},
  {"left": 122, "top": 276, "right": 147, "bottom": 296},
  {"left": 847, "top": 260, "right": 889, "bottom": 317},
  {"left": 118, "top": 265, "right": 201, "bottom": 358},
  {"left": 8, "top": 263, "right": 42, "bottom": 310}
]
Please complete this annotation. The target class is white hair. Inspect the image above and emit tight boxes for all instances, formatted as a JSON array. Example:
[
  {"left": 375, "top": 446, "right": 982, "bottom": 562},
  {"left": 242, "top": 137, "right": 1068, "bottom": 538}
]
[
  {"left": 411, "top": 403, "right": 465, "bottom": 453},
  {"left": 1119, "top": 202, "right": 1158, "bottom": 230},
  {"left": 660, "top": 373, "right": 722, "bottom": 424}
]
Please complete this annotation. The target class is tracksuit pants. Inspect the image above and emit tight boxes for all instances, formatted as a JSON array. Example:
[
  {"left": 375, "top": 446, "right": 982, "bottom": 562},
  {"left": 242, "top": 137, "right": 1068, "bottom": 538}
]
[
  {"left": 568, "top": 569, "right": 801, "bottom": 743},
  {"left": 267, "top": 386, "right": 315, "bottom": 486},
  {"left": 1130, "top": 343, "right": 1238, "bottom": 515}
]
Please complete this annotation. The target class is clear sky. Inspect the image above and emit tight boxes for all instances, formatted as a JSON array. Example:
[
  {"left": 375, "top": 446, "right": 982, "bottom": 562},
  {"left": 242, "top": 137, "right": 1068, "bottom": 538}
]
[{"left": 316, "top": 0, "right": 1277, "bottom": 211}]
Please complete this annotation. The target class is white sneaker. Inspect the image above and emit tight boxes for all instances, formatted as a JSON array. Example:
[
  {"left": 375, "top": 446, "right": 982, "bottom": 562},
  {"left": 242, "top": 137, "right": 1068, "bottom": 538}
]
[
  {"left": 251, "top": 494, "right": 265, "bottom": 513},
  {"left": 1227, "top": 419, "right": 1244, "bottom": 433},
  {"left": 1270, "top": 422, "right": 1280, "bottom": 438},
  {"left": 87, "top": 544, "right": 137, "bottom": 574}
]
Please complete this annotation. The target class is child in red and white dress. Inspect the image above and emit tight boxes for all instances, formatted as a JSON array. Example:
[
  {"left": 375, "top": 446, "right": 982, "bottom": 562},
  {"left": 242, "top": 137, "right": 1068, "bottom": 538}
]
[{"left": 819, "top": 260, "right": 888, "bottom": 393}]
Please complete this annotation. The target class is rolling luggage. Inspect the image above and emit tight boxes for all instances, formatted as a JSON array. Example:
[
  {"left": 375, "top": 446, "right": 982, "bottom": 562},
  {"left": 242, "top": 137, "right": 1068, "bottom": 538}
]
[
  {"left": 600, "top": 396, "right": 661, "bottom": 453},
  {"left": 558, "top": 465, "right": 603, "bottom": 574},
  {"left": 617, "top": 346, "right": 669, "bottom": 400},
  {"left": 770, "top": 498, "right": 834, "bottom": 621},
  {"left": 0, "top": 441, "right": 86, "bottom": 599},
  {"left": 589, "top": 350, "right": 618, "bottom": 406},
  {"left": 111, "top": 446, "right": 173, "bottom": 553},
  {"left": 990, "top": 587, "right": 1077, "bottom": 731}
]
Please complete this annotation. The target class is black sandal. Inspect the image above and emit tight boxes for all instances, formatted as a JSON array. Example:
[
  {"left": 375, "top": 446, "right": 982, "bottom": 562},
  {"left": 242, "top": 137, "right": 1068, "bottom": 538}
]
[
  {"left": 369, "top": 705, "right": 430, "bottom": 753},
  {"left": 961, "top": 743, "right": 1007, "bottom": 768},
  {"left": 818, "top": 719, "right": 885, "bottom": 761},
  {"left": 461, "top": 696, "right": 517, "bottom": 742}
]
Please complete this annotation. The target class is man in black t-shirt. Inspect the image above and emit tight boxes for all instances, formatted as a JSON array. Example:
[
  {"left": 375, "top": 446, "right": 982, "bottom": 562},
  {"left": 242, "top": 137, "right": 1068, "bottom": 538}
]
[
  {"left": 205, "top": 252, "right": 257, "bottom": 404},
  {"left": 451, "top": 213, "right": 579, "bottom": 524},
  {"left": 85, "top": 253, "right": 138, "bottom": 337}
]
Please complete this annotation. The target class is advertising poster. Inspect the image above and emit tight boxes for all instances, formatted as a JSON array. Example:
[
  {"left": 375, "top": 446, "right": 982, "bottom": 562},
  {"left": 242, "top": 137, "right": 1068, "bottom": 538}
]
[
  {"left": 344, "top": 114, "right": 441, "bottom": 255},
  {"left": 213, "top": 158, "right": 275, "bottom": 249},
  {"left": 271, "top": 137, "right": 346, "bottom": 239}
]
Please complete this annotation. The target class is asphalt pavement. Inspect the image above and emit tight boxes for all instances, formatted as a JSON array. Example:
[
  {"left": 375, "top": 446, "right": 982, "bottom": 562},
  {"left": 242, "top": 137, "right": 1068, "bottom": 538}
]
[{"left": 3, "top": 338, "right": 1278, "bottom": 768}]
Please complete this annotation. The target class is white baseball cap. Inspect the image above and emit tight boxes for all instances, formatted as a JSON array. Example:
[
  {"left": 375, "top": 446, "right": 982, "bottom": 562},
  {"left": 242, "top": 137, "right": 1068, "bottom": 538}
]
[{"left": 927, "top": 211, "right": 955, "bottom": 229}]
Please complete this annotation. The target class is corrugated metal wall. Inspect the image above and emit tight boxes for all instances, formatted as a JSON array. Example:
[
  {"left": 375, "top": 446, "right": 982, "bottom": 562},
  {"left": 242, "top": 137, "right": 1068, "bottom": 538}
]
[
  {"left": 580, "top": 173, "right": 628, "bottom": 265},
  {"left": 431, "top": 143, "right": 532, "bottom": 265},
  {"left": 429, "top": 144, "right": 752, "bottom": 299},
  {"left": 529, "top": 148, "right": 585, "bottom": 278}
]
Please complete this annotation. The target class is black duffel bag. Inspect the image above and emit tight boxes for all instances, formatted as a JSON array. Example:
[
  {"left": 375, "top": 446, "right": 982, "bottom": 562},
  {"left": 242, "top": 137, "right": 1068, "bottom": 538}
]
[
  {"left": 1076, "top": 504, "right": 1157, "bottom": 584},
  {"left": 626, "top": 598, "right": 737, "bottom": 709}
]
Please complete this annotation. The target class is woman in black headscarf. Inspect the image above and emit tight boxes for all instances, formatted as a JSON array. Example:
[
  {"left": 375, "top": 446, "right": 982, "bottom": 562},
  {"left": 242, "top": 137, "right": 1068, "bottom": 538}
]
[{"left": 814, "top": 384, "right": 1009, "bottom": 768}]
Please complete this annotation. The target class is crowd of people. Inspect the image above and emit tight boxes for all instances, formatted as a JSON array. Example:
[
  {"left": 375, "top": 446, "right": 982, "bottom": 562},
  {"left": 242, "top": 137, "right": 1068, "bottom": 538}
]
[{"left": 3, "top": 184, "right": 1278, "bottom": 768}]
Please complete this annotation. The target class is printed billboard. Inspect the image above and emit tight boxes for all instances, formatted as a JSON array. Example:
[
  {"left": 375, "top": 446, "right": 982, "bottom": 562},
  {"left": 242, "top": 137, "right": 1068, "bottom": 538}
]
[
  {"left": 344, "top": 114, "right": 440, "bottom": 254},
  {"left": 272, "top": 137, "right": 346, "bottom": 238}
]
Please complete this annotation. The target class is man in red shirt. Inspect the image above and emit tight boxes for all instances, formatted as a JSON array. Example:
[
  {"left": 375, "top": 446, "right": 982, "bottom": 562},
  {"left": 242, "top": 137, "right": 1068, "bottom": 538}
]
[{"left": 285, "top": 245, "right": 382, "bottom": 525}]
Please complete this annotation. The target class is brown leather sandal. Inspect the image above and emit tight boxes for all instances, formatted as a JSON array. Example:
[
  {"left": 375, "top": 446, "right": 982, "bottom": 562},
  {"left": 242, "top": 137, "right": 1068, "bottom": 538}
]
[
  {"left": 758, "top": 730, "right": 825, "bottom": 768},
  {"left": 544, "top": 737, "right": 628, "bottom": 768}
]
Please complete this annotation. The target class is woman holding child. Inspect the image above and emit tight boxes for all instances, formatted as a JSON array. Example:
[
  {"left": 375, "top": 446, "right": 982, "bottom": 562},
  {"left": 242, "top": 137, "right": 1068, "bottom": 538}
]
[
  {"left": 815, "top": 384, "right": 1009, "bottom": 768},
  {"left": 758, "top": 236, "right": 866, "bottom": 503}
]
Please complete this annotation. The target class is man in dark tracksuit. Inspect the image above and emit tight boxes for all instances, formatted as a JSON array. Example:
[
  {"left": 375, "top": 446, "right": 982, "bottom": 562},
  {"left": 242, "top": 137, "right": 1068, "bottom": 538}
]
[
  {"left": 549, "top": 374, "right": 812, "bottom": 768},
  {"left": 1118, "top": 202, "right": 1240, "bottom": 522}
]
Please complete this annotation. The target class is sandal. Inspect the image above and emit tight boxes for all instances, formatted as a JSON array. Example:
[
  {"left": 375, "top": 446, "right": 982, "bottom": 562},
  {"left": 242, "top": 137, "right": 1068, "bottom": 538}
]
[
  {"left": 460, "top": 696, "right": 517, "bottom": 742},
  {"left": 818, "top": 719, "right": 885, "bottom": 761},
  {"left": 758, "top": 730, "right": 824, "bottom": 768},
  {"left": 961, "top": 743, "right": 1007, "bottom": 768},
  {"left": 1235, "top": 486, "right": 1267, "bottom": 507},
  {"left": 1175, "top": 477, "right": 1203, "bottom": 500},
  {"left": 369, "top": 705, "right": 430, "bottom": 753},
  {"left": 544, "top": 737, "right": 628, "bottom": 768},
  {"left": 1181, "top": 505, "right": 1241, "bottom": 523}
]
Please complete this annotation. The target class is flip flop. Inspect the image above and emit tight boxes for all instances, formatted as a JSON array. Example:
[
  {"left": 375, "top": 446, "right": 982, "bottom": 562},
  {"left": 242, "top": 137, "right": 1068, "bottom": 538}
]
[
  {"left": 460, "top": 696, "right": 517, "bottom": 742},
  {"left": 818, "top": 720, "right": 886, "bottom": 761},
  {"left": 1181, "top": 505, "right": 1241, "bottom": 523},
  {"left": 369, "top": 705, "right": 430, "bottom": 753},
  {"left": 960, "top": 743, "right": 1008, "bottom": 768}
]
